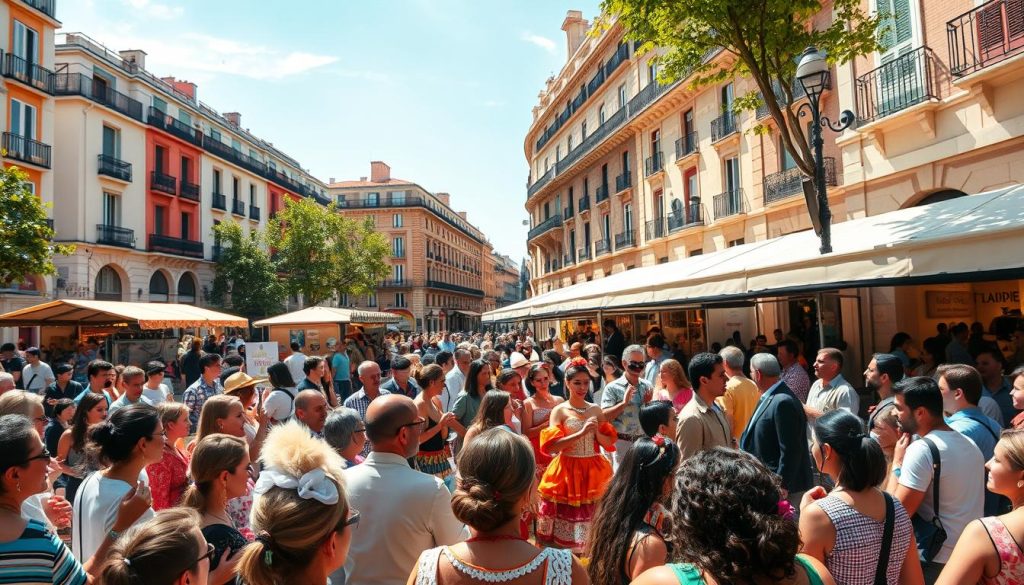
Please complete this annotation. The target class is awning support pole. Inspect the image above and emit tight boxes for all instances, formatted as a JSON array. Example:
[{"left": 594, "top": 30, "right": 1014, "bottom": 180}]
[{"left": 816, "top": 292, "right": 826, "bottom": 350}]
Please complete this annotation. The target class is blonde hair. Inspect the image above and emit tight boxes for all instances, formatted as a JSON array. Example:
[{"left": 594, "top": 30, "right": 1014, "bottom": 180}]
[
  {"left": 195, "top": 394, "right": 243, "bottom": 441},
  {"left": 0, "top": 390, "right": 43, "bottom": 418},
  {"left": 182, "top": 434, "right": 248, "bottom": 512},
  {"left": 99, "top": 507, "right": 202, "bottom": 585},
  {"left": 1000, "top": 428, "right": 1024, "bottom": 471},
  {"left": 156, "top": 402, "right": 189, "bottom": 427},
  {"left": 659, "top": 359, "right": 691, "bottom": 389},
  {"left": 238, "top": 421, "right": 348, "bottom": 585}
]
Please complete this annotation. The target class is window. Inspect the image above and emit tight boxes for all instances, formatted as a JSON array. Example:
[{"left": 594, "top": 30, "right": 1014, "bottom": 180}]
[
  {"left": 393, "top": 237, "right": 405, "bottom": 258},
  {"left": 725, "top": 157, "right": 740, "bottom": 194},
  {"left": 154, "top": 206, "right": 166, "bottom": 235},
  {"left": 567, "top": 134, "right": 574, "bottom": 151},
  {"left": 394, "top": 264, "right": 405, "bottom": 282},
  {"left": 618, "top": 84, "right": 627, "bottom": 109},
  {"left": 728, "top": 238, "right": 745, "bottom": 247},
  {"left": 367, "top": 293, "right": 377, "bottom": 307},
  {"left": 721, "top": 83, "right": 735, "bottom": 113},
  {"left": 10, "top": 99, "right": 36, "bottom": 139},
  {"left": 12, "top": 21, "right": 38, "bottom": 62},
  {"left": 180, "top": 157, "right": 191, "bottom": 183},
  {"left": 178, "top": 110, "right": 191, "bottom": 127},
  {"left": 393, "top": 213, "right": 403, "bottom": 228},
  {"left": 231, "top": 138, "right": 242, "bottom": 152},
  {"left": 177, "top": 273, "right": 197, "bottom": 304},
  {"left": 210, "top": 128, "right": 221, "bottom": 142},
  {"left": 94, "top": 266, "right": 122, "bottom": 301},
  {"left": 102, "top": 125, "right": 120, "bottom": 158},
  {"left": 621, "top": 151, "right": 630, "bottom": 174},
  {"left": 213, "top": 169, "right": 222, "bottom": 194},
  {"left": 181, "top": 212, "right": 191, "bottom": 240},
  {"left": 340, "top": 293, "right": 349, "bottom": 306},
  {"left": 395, "top": 293, "right": 407, "bottom": 308},
  {"left": 647, "top": 60, "right": 658, "bottom": 86},
  {"left": 154, "top": 145, "right": 167, "bottom": 173},
  {"left": 388, "top": 190, "right": 406, "bottom": 205},
  {"left": 599, "top": 105, "right": 606, "bottom": 125},
  {"left": 684, "top": 109, "right": 695, "bottom": 136},
  {"left": 152, "top": 97, "right": 167, "bottom": 113},
  {"left": 556, "top": 146, "right": 561, "bottom": 161},
  {"left": 233, "top": 177, "right": 240, "bottom": 200},
  {"left": 581, "top": 121, "right": 587, "bottom": 139},
  {"left": 102, "top": 192, "right": 120, "bottom": 226},
  {"left": 623, "top": 203, "right": 633, "bottom": 230},
  {"left": 250, "top": 184, "right": 257, "bottom": 207},
  {"left": 366, "top": 192, "right": 380, "bottom": 206},
  {"left": 149, "top": 272, "right": 169, "bottom": 302},
  {"left": 780, "top": 137, "right": 797, "bottom": 171}
]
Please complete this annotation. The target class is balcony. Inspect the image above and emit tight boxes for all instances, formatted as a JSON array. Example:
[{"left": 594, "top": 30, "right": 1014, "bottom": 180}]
[
  {"left": 249, "top": 205, "right": 261, "bottom": 221},
  {"left": 595, "top": 238, "right": 612, "bottom": 256},
  {"left": 645, "top": 217, "right": 666, "bottom": 240},
  {"left": 595, "top": 184, "right": 610, "bottom": 203},
  {"left": 96, "top": 224, "right": 135, "bottom": 248},
  {"left": 150, "top": 171, "right": 176, "bottom": 195},
  {"left": 578, "top": 194, "right": 591, "bottom": 212},
  {"left": 148, "top": 234, "right": 204, "bottom": 259},
  {"left": 97, "top": 154, "right": 131, "bottom": 182},
  {"left": 527, "top": 214, "right": 563, "bottom": 241},
  {"left": 555, "top": 106, "right": 627, "bottom": 176},
  {"left": 54, "top": 73, "right": 144, "bottom": 121},
  {"left": 379, "top": 279, "right": 413, "bottom": 288},
  {"left": 763, "top": 158, "right": 836, "bottom": 205},
  {"left": 949, "top": 0, "right": 1024, "bottom": 77},
  {"left": 711, "top": 112, "right": 738, "bottom": 142},
  {"left": 578, "top": 246, "right": 592, "bottom": 261},
  {"left": 563, "top": 253, "right": 575, "bottom": 267},
  {"left": 212, "top": 192, "right": 227, "bottom": 211},
  {"left": 563, "top": 205, "right": 574, "bottom": 220},
  {"left": 614, "top": 230, "right": 637, "bottom": 250},
  {"left": 667, "top": 202, "right": 705, "bottom": 232},
  {"left": 644, "top": 151, "right": 664, "bottom": 177},
  {"left": 615, "top": 171, "right": 632, "bottom": 193},
  {"left": 20, "top": 0, "right": 56, "bottom": 18},
  {"left": 527, "top": 168, "right": 554, "bottom": 198},
  {"left": 713, "top": 189, "right": 745, "bottom": 218},
  {"left": 202, "top": 135, "right": 267, "bottom": 176},
  {"left": 855, "top": 46, "right": 940, "bottom": 124},
  {"left": 2, "top": 53, "right": 54, "bottom": 94},
  {"left": 426, "top": 280, "right": 484, "bottom": 297},
  {"left": 675, "top": 132, "right": 699, "bottom": 161},
  {"left": 180, "top": 180, "right": 201, "bottom": 202},
  {"left": 147, "top": 107, "right": 201, "bottom": 146},
  {"left": 550, "top": 259, "right": 562, "bottom": 272},
  {"left": 2, "top": 132, "right": 51, "bottom": 168},
  {"left": 231, "top": 198, "right": 245, "bottom": 216}
]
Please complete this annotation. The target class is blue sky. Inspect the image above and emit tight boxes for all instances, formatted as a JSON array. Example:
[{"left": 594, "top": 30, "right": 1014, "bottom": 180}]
[{"left": 58, "top": 0, "right": 603, "bottom": 262}]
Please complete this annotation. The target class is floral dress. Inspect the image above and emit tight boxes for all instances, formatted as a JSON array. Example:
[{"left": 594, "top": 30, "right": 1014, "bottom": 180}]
[
  {"left": 146, "top": 444, "right": 190, "bottom": 511},
  {"left": 536, "top": 414, "right": 616, "bottom": 553},
  {"left": 981, "top": 516, "right": 1024, "bottom": 585},
  {"left": 227, "top": 478, "right": 255, "bottom": 541}
]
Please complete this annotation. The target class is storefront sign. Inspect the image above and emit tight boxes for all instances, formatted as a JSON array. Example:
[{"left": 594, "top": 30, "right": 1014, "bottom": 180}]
[{"left": 925, "top": 291, "right": 973, "bottom": 318}]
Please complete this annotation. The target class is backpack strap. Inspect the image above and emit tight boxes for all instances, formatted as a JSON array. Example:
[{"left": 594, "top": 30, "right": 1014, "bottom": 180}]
[
  {"left": 921, "top": 436, "right": 942, "bottom": 522},
  {"left": 873, "top": 492, "right": 896, "bottom": 585}
]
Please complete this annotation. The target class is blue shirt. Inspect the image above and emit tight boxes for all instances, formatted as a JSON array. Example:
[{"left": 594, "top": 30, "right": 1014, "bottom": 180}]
[
  {"left": 947, "top": 407, "right": 1003, "bottom": 516},
  {"left": 381, "top": 376, "right": 420, "bottom": 399},
  {"left": 182, "top": 377, "right": 223, "bottom": 433},
  {"left": 331, "top": 351, "right": 350, "bottom": 382},
  {"left": 73, "top": 386, "right": 112, "bottom": 406},
  {"left": 985, "top": 377, "right": 1018, "bottom": 429}
]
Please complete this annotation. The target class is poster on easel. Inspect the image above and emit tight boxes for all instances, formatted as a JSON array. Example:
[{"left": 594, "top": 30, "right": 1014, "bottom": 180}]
[{"left": 246, "top": 342, "right": 279, "bottom": 380}]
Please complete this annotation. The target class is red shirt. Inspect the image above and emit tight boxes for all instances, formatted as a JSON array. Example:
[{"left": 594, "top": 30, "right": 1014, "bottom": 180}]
[{"left": 147, "top": 444, "right": 190, "bottom": 510}]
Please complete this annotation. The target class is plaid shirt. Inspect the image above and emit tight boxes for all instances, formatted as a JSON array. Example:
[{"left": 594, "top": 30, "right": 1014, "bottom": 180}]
[
  {"left": 343, "top": 388, "right": 391, "bottom": 457},
  {"left": 183, "top": 376, "right": 222, "bottom": 433}
]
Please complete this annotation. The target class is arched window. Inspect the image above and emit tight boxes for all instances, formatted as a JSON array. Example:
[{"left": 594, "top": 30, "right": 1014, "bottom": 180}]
[
  {"left": 94, "top": 266, "right": 122, "bottom": 301},
  {"left": 177, "top": 272, "right": 197, "bottom": 304},
  {"left": 913, "top": 189, "right": 967, "bottom": 207},
  {"left": 148, "top": 272, "right": 169, "bottom": 302}
]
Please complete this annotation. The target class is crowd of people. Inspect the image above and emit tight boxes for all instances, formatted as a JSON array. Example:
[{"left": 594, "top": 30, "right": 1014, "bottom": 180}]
[{"left": 0, "top": 319, "right": 1023, "bottom": 584}]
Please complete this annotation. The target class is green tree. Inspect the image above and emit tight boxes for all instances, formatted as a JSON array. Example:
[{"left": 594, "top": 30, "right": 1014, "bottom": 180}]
[
  {"left": 0, "top": 165, "right": 74, "bottom": 285},
  {"left": 600, "top": 0, "right": 880, "bottom": 178},
  {"left": 266, "top": 197, "right": 390, "bottom": 307},
  {"left": 210, "top": 221, "right": 285, "bottom": 319}
]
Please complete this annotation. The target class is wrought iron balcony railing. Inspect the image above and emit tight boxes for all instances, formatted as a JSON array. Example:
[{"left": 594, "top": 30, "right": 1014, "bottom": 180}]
[
  {"left": 948, "top": 0, "right": 1024, "bottom": 77},
  {"left": 180, "top": 180, "right": 201, "bottom": 202},
  {"left": 212, "top": 192, "right": 227, "bottom": 210},
  {"left": 595, "top": 184, "right": 610, "bottom": 203},
  {"left": 249, "top": 205, "right": 261, "bottom": 221},
  {"left": 713, "top": 189, "right": 745, "bottom": 218},
  {"left": 2, "top": 132, "right": 51, "bottom": 168},
  {"left": 148, "top": 233, "right": 203, "bottom": 258},
  {"left": 150, "top": 171, "right": 176, "bottom": 195},
  {"left": 147, "top": 106, "right": 201, "bottom": 146},
  {"left": 615, "top": 171, "right": 632, "bottom": 193},
  {"left": 675, "top": 132, "right": 698, "bottom": 159},
  {"left": 855, "top": 46, "right": 940, "bottom": 124},
  {"left": 2, "top": 53, "right": 54, "bottom": 93},
  {"left": 577, "top": 246, "right": 592, "bottom": 261},
  {"left": 667, "top": 202, "right": 705, "bottom": 232},
  {"left": 615, "top": 229, "right": 637, "bottom": 250},
  {"left": 595, "top": 238, "right": 612, "bottom": 256},
  {"left": 578, "top": 194, "right": 591, "bottom": 212},
  {"left": 97, "top": 154, "right": 131, "bottom": 181},
  {"left": 645, "top": 218, "right": 666, "bottom": 240},
  {"left": 763, "top": 158, "right": 836, "bottom": 205},
  {"left": 54, "top": 73, "right": 144, "bottom": 121},
  {"left": 96, "top": 224, "right": 134, "bottom": 248},
  {"left": 231, "top": 198, "right": 245, "bottom": 216},
  {"left": 711, "top": 112, "right": 738, "bottom": 142},
  {"left": 527, "top": 214, "right": 563, "bottom": 241},
  {"left": 644, "top": 151, "right": 664, "bottom": 177}
]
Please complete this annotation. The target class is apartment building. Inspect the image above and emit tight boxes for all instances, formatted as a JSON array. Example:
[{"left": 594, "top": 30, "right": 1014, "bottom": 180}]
[
  {"left": 523, "top": 4, "right": 1024, "bottom": 360},
  {"left": 49, "top": 32, "right": 329, "bottom": 310},
  {"left": 0, "top": 0, "right": 59, "bottom": 333},
  {"left": 493, "top": 252, "right": 523, "bottom": 309},
  {"left": 329, "top": 162, "right": 493, "bottom": 332}
]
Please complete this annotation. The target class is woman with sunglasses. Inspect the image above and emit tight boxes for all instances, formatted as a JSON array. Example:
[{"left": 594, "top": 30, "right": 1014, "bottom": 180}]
[
  {"left": 239, "top": 421, "right": 356, "bottom": 585},
  {"left": 182, "top": 434, "right": 249, "bottom": 585},
  {"left": 100, "top": 507, "right": 218, "bottom": 585},
  {"left": 537, "top": 357, "right": 617, "bottom": 553}
]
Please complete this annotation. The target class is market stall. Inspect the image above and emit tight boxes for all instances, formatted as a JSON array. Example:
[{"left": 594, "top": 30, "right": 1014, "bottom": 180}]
[{"left": 252, "top": 306, "right": 400, "bottom": 360}]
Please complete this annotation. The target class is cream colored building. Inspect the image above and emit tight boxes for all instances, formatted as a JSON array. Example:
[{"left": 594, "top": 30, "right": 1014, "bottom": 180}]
[{"left": 523, "top": 5, "right": 1024, "bottom": 373}]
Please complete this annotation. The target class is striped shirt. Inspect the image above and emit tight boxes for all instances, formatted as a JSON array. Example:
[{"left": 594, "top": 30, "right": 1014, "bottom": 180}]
[{"left": 0, "top": 519, "right": 87, "bottom": 585}]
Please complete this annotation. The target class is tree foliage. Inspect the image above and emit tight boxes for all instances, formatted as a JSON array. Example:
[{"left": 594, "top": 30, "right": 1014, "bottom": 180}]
[
  {"left": 210, "top": 221, "right": 285, "bottom": 319},
  {"left": 600, "top": 0, "right": 881, "bottom": 177},
  {"left": 0, "top": 165, "right": 74, "bottom": 285},
  {"left": 265, "top": 197, "right": 391, "bottom": 307}
]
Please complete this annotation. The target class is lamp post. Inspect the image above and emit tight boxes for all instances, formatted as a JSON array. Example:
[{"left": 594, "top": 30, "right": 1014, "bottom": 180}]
[{"left": 795, "top": 46, "right": 855, "bottom": 254}]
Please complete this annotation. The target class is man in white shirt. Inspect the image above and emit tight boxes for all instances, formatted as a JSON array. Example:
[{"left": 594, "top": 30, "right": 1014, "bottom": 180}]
[
  {"left": 341, "top": 394, "right": 466, "bottom": 585},
  {"left": 283, "top": 341, "right": 306, "bottom": 387},
  {"left": 141, "top": 361, "right": 174, "bottom": 406},
  {"left": 890, "top": 376, "right": 984, "bottom": 581},
  {"left": 441, "top": 348, "right": 471, "bottom": 413},
  {"left": 108, "top": 366, "right": 154, "bottom": 413},
  {"left": 21, "top": 347, "right": 54, "bottom": 395},
  {"left": 805, "top": 347, "right": 859, "bottom": 428}
]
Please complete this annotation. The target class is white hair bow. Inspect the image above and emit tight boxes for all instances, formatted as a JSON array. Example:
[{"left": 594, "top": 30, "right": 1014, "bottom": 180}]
[{"left": 253, "top": 467, "right": 339, "bottom": 505}]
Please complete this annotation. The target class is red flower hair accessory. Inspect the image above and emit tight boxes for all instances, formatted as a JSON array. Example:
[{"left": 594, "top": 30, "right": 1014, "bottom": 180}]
[
  {"left": 567, "top": 357, "right": 588, "bottom": 368},
  {"left": 651, "top": 434, "right": 666, "bottom": 447}
]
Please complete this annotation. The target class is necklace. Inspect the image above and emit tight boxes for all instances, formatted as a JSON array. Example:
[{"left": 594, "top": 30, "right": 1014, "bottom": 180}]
[
  {"left": 443, "top": 546, "right": 552, "bottom": 583},
  {"left": 205, "top": 507, "right": 232, "bottom": 526},
  {"left": 567, "top": 402, "right": 589, "bottom": 414},
  {"left": 466, "top": 533, "right": 527, "bottom": 543}
]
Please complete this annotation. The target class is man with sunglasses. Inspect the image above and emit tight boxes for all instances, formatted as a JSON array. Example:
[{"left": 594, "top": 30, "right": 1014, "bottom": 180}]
[
  {"left": 342, "top": 394, "right": 466, "bottom": 585},
  {"left": 601, "top": 344, "right": 654, "bottom": 469}
]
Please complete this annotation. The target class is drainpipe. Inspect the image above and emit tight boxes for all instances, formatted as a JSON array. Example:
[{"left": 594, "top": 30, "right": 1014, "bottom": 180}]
[{"left": 81, "top": 102, "right": 95, "bottom": 294}]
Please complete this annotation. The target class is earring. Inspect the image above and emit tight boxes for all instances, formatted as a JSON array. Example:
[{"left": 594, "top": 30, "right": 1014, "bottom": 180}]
[
  {"left": 1017, "top": 480, "right": 1023, "bottom": 489},
  {"left": 15, "top": 481, "right": 20, "bottom": 493}
]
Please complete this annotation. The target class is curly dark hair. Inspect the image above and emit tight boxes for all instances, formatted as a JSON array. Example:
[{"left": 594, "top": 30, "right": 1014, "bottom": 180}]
[{"left": 670, "top": 447, "right": 799, "bottom": 583}]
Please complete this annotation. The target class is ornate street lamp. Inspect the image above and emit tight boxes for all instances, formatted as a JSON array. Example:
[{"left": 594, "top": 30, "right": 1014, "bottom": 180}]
[{"left": 795, "top": 46, "right": 856, "bottom": 254}]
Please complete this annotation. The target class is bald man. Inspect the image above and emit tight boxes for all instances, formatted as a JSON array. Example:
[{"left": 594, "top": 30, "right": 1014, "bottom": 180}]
[
  {"left": 294, "top": 389, "right": 328, "bottom": 436},
  {"left": 341, "top": 394, "right": 466, "bottom": 585}
]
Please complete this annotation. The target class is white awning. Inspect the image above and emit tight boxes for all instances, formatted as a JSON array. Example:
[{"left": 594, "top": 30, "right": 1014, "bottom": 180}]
[
  {"left": 252, "top": 306, "right": 400, "bottom": 327},
  {"left": 0, "top": 300, "right": 249, "bottom": 329},
  {"left": 485, "top": 184, "right": 1024, "bottom": 322}
]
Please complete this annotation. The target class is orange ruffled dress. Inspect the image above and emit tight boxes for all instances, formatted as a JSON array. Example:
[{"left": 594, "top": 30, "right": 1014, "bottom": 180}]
[{"left": 536, "top": 415, "right": 616, "bottom": 553}]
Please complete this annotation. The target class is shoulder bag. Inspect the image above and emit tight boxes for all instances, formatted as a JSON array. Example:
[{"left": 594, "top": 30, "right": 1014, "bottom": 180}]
[{"left": 910, "top": 436, "right": 947, "bottom": 562}]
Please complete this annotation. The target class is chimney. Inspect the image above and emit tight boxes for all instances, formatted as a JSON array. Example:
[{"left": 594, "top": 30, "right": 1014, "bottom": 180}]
[
  {"left": 561, "top": 10, "right": 588, "bottom": 58},
  {"left": 224, "top": 112, "right": 241, "bottom": 127},
  {"left": 328, "top": 177, "right": 335, "bottom": 184},
  {"left": 370, "top": 161, "right": 391, "bottom": 183},
  {"left": 360, "top": 176, "right": 367, "bottom": 182},
  {"left": 161, "top": 77, "right": 197, "bottom": 100},
  {"left": 435, "top": 192, "right": 450, "bottom": 205},
  {"left": 458, "top": 211, "right": 467, "bottom": 219},
  {"left": 119, "top": 49, "right": 147, "bottom": 70}
]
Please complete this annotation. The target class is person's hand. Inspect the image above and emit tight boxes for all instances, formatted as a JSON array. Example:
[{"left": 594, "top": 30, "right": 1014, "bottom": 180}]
[
  {"left": 112, "top": 482, "right": 152, "bottom": 532},
  {"left": 867, "top": 404, "right": 877, "bottom": 415},
  {"left": 43, "top": 495, "right": 72, "bottom": 528},
  {"left": 893, "top": 432, "right": 912, "bottom": 468},
  {"left": 208, "top": 548, "right": 241, "bottom": 585},
  {"left": 46, "top": 398, "right": 57, "bottom": 406},
  {"left": 582, "top": 417, "right": 599, "bottom": 435},
  {"left": 800, "top": 486, "right": 828, "bottom": 511},
  {"left": 440, "top": 412, "right": 456, "bottom": 426},
  {"left": 46, "top": 457, "right": 62, "bottom": 483},
  {"left": 623, "top": 384, "right": 636, "bottom": 405}
]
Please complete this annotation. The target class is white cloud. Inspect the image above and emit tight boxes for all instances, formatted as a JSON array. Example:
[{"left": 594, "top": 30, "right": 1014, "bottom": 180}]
[
  {"left": 121, "top": 0, "right": 183, "bottom": 20},
  {"left": 520, "top": 31, "right": 557, "bottom": 54}
]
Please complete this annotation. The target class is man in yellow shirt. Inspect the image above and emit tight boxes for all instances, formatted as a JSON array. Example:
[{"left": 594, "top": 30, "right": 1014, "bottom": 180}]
[{"left": 716, "top": 346, "right": 760, "bottom": 447}]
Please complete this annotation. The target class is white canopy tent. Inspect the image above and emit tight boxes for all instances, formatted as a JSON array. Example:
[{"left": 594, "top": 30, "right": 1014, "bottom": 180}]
[{"left": 486, "top": 184, "right": 1024, "bottom": 322}]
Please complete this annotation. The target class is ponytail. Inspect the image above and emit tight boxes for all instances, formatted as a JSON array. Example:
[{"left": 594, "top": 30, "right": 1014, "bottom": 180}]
[{"left": 814, "top": 410, "right": 887, "bottom": 490}]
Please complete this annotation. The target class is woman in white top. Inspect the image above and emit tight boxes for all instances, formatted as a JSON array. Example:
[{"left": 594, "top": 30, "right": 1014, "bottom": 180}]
[
  {"left": 409, "top": 428, "right": 590, "bottom": 585},
  {"left": 73, "top": 403, "right": 163, "bottom": 562},
  {"left": 142, "top": 361, "right": 175, "bottom": 406}
]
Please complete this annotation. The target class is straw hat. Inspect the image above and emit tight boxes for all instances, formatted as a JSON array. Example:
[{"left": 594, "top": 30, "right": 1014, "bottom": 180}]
[{"left": 223, "top": 371, "right": 268, "bottom": 394}]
